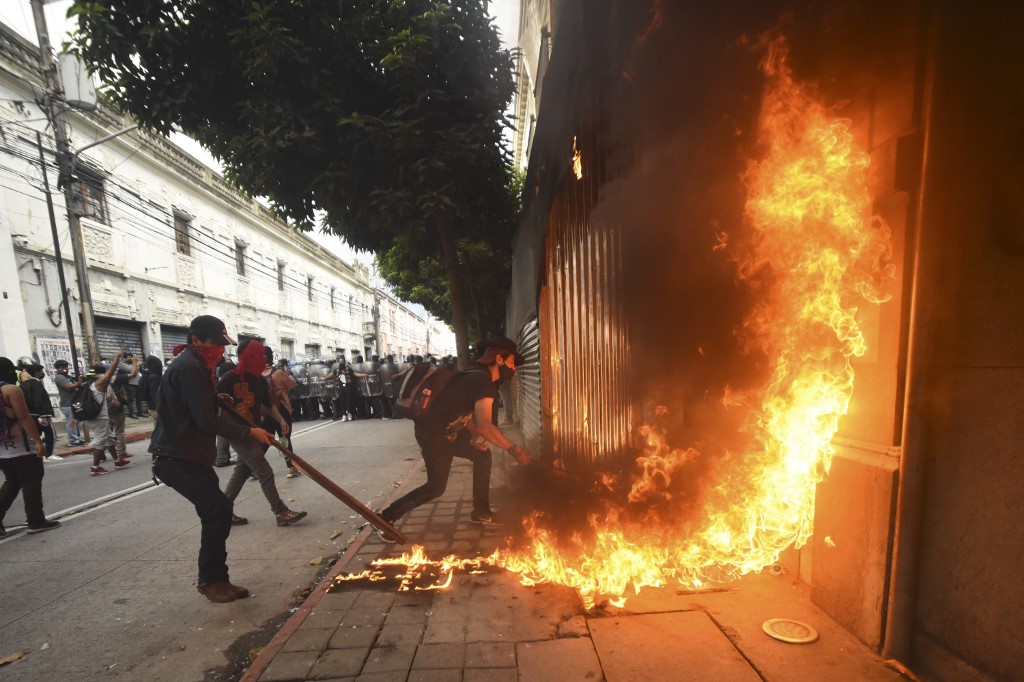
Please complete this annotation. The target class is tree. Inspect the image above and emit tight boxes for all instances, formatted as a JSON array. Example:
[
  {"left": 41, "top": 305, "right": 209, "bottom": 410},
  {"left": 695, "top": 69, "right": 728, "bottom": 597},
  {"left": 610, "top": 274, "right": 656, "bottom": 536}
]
[{"left": 69, "top": 0, "right": 517, "bottom": 364}]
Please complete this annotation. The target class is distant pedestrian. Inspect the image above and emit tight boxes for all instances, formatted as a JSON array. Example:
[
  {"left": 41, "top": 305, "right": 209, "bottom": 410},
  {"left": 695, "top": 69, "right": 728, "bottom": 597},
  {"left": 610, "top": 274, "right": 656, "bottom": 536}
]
[
  {"left": 122, "top": 352, "right": 148, "bottom": 418},
  {"left": 83, "top": 348, "right": 132, "bottom": 476},
  {"left": 218, "top": 339, "right": 307, "bottom": 526},
  {"left": 144, "top": 355, "right": 163, "bottom": 416},
  {"left": 0, "top": 357, "right": 60, "bottom": 536},
  {"left": 150, "top": 315, "right": 273, "bottom": 603},
  {"left": 262, "top": 348, "right": 298, "bottom": 477},
  {"left": 20, "top": 364, "right": 56, "bottom": 460},
  {"left": 53, "top": 359, "right": 85, "bottom": 447}
]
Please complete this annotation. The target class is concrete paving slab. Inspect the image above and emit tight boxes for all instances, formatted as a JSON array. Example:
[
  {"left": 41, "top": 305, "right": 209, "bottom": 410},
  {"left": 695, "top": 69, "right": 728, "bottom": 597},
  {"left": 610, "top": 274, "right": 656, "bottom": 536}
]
[
  {"left": 259, "top": 651, "right": 316, "bottom": 682},
  {"left": 463, "top": 669, "right": 515, "bottom": 682},
  {"left": 407, "top": 670, "right": 462, "bottom": 682},
  {"left": 464, "top": 641, "right": 516, "bottom": 668},
  {"left": 423, "top": 618, "right": 467, "bottom": 644},
  {"left": 360, "top": 644, "right": 417, "bottom": 674},
  {"left": 378, "top": 621, "right": 425, "bottom": 647},
  {"left": 516, "top": 638, "right": 603, "bottom": 681},
  {"left": 328, "top": 625, "right": 379, "bottom": 650},
  {"left": 281, "top": 627, "right": 335, "bottom": 653},
  {"left": 589, "top": 611, "right": 760, "bottom": 681},
  {"left": 412, "top": 643, "right": 466, "bottom": 670},
  {"left": 308, "top": 648, "right": 368, "bottom": 679}
]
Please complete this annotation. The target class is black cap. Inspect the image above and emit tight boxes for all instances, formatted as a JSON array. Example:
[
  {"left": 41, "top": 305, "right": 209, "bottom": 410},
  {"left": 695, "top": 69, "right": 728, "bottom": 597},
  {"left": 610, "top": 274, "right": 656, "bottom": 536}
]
[
  {"left": 54, "top": 359, "right": 69, "bottom": 367},
  {"left": 479, "top": 336, "right": 524, "bottom": 365},
  {"left": 25, "top": 364, "right": 44, "bottom": 375},
  {"left": 188, "top": 315, "right": 236, "bottom": 346}
]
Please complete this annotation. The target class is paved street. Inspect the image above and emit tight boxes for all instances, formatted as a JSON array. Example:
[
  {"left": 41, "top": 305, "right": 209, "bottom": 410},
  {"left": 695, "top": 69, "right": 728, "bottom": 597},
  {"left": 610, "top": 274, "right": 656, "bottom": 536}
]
[{"left": 0, "top": 418, "right": 420, "bottom": 681}]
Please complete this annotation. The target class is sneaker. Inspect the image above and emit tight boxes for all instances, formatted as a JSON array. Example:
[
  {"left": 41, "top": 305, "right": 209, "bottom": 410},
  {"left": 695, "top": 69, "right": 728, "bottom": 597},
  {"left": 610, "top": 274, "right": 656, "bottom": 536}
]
[
  {"left": 231, "top": 514, "right": 249, "bottom": 526},
  {"left": 214, "top": 460, "right": 237, "bottom": 468},
  {"left": 114, "top": 458, "right": 131, "bottom": 469},
  {"left": 470, "top": 509, "right": 503, "bottom": 526},
  {"left": 286, "top": 467, "right": 299, "bottom": 478},
  {"left": 90, "top": 466, "right": 109, "bottom": 476},
  {"left": 26, "top": 520, "right": 61, "bottom": 534},
  {"left": 197, "top": 581, "right": 249, "bottom": 603},
  {"left": 47, "top": 455, "right": 64, "bottom": 462},
  {"left": 275, "top": 509, "right": 307, "bottom": 527}
]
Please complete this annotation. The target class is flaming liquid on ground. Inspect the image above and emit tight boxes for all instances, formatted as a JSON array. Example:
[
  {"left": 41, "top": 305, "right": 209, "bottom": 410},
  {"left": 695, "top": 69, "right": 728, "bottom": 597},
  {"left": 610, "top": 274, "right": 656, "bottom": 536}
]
[{"left": 334, "top": 36, "right": 893, "bottom": 609}]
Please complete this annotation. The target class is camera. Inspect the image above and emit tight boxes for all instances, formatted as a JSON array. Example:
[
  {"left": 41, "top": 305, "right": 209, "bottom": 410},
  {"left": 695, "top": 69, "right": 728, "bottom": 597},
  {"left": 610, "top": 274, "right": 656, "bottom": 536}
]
[{"left": 14, "top": 234, "right": 30, "bottom": 247}]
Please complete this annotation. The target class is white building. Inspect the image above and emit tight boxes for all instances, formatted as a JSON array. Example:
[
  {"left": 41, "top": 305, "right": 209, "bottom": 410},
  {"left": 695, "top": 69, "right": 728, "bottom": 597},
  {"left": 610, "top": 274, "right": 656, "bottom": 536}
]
[
  {"left": 374, "top": 289, "right": 456, "bottom": 361},
  {"left": 0, "top": 23, "right": 443, "bottom": 371}
]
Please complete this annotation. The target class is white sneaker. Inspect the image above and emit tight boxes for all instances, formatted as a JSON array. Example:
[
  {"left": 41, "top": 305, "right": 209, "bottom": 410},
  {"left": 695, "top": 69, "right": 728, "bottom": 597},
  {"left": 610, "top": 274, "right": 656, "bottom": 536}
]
[{"left": 47, "top": 455, "right": 64, "bottom": 462}]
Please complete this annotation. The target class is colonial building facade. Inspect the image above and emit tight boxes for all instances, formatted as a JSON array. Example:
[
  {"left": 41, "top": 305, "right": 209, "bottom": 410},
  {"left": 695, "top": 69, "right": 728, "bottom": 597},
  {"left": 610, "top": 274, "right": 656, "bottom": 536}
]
[{"left": 0, "top": 22, "right": 444, "bottom": 373}]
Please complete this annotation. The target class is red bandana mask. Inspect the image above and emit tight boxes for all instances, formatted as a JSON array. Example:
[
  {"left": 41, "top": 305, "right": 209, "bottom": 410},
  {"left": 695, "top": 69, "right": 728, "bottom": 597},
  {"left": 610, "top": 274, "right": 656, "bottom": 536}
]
[
  {"left": 235, "top": 340, "right": 266, "bottom": 379},
  {"left": 174, "top": 343, "right": 226, "bottom": 373}
]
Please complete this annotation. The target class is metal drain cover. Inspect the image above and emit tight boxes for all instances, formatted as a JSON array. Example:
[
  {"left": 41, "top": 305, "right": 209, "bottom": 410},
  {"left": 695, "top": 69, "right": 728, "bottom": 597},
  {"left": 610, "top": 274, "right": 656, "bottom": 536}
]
[{"left": 762, "top": 618, "right": 819, "bottom": 644}]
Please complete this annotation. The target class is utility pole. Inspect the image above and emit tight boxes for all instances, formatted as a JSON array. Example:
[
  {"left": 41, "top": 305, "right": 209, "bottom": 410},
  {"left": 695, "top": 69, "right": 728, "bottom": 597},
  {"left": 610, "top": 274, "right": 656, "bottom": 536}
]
[{"left": 31, "top": 0, "right": 99, "bottom": 361}]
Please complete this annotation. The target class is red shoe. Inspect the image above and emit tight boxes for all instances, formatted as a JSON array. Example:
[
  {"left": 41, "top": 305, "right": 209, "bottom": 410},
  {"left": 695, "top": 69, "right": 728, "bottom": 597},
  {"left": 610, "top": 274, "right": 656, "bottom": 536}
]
[
  {"left": 114, "top": 458, "right": 131, "bottom": 469},
  {"left": 90, "top": 466, "right": 109, "bottom": 476}
]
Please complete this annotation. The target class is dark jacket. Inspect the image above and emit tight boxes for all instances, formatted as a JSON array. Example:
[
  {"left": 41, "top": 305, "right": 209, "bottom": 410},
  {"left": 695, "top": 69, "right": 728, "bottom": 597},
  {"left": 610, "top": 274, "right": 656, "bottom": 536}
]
[
  {"left": 148, "top": 347, "right": 249, "bottom": 465},
  {"left": 20, "top": 378, "right": 54, "bottom": 417},
  {"left": 144, "top": 355, "right": 163, "bottom": 406}
]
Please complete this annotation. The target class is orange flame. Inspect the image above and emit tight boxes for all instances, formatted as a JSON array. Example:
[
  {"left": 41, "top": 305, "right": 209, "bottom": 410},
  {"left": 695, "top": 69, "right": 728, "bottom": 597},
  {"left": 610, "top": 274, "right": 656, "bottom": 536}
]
[
  {"left": 572, "top": 136, "right": 583, "bottom": 180},
  {"left": 491, "top": 36, "right": 893, "bottom": 607}
]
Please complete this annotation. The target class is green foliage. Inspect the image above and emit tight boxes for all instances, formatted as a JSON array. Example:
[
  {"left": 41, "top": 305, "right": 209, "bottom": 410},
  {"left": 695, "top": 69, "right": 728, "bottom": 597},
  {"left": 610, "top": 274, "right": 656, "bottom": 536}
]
[{"left": 69, "top": 0, "right": 519, "bottom": 354}]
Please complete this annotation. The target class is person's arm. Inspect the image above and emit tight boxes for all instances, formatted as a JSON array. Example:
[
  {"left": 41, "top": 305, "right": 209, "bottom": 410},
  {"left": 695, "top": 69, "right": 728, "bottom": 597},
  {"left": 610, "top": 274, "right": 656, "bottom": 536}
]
[
  {"left": 472, "top": 397, "right": 533, "bottom": 464},
  {"left": 95, "top": 349, "right": 125, "bottom": 393},
  {"left": 127, "top": 356, "right": 141, "bottom": 379},
  {"left": 4, "top": 385, "right": 45, "bottom": 457}
]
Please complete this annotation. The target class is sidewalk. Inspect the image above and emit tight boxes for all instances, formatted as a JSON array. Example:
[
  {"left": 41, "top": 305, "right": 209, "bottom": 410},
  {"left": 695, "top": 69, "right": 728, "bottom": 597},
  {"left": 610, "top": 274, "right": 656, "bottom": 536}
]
[
  {"left": 241, "top": 431, "right": 909, "bottom": 682},
  {"left": 49, "top": 414, "right": 155, "bottom": 457}
]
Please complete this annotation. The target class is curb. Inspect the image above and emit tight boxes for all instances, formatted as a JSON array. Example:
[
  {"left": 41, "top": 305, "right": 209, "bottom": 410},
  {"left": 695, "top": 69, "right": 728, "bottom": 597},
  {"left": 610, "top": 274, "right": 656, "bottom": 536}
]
[
  {"left": 239, "top": 459, "right": 420, "bottom": 682},
  {"left": 51, "top": 429, "right": 153, "bottom": 457}
]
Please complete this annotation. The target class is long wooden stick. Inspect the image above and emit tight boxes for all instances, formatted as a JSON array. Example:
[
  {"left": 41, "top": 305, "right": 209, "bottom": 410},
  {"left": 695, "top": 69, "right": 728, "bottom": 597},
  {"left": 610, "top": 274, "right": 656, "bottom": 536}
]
[{"left": 218, "top": 397, "right": 407, "bottom": 545}]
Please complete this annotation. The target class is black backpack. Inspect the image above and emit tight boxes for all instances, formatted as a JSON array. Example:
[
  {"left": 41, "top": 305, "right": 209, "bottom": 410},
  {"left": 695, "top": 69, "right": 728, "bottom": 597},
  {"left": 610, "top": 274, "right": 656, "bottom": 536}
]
[
  {"left": 70, "top": 381, "right": 103, "bottom": 421},
  {"left": 391, "top": 364, "right": 458, "bottom": 419}
]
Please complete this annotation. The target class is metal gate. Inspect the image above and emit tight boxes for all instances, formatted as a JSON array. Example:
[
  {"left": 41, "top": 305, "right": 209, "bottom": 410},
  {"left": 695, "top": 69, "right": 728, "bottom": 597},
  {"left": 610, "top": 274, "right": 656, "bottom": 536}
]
[
  {"left": 161, "top": 325, "right": 189, "bottom": 360},
  {"left": 514, "top": 318, "right": 542, "bottom": 455},
  {"left": 543, "top": 169, "right": 634, "bottom": 470},
  {"left": 94, "top": 317, "right": 143, "bottom": 362}
]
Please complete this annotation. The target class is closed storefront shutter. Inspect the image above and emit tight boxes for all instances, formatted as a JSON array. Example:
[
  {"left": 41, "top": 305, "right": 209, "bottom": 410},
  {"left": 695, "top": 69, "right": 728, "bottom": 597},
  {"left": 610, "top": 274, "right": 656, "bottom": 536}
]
[
  {"left": 161, "top": 325, "right": 189, "bottom": 359},
  {"left": 94, "top": 317, "right": 144, "bottom": 361},
  {"left": 515, "top": 318, "right": 542, "bottom": 456}
]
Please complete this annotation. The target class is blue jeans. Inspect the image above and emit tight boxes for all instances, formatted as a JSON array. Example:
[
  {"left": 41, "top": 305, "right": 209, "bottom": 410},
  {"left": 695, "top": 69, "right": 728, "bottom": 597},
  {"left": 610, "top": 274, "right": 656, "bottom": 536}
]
[
  {"left": 60, "top": 406, "right": 82, "bottom": 444},
  {"left": 153, "top": 457, "right": 233, "bottom": 585}
]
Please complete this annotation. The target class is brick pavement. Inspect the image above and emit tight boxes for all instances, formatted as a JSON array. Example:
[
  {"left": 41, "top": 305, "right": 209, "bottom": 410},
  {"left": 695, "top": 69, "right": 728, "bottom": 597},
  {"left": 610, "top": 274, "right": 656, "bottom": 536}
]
[{"left": 242, "top": 441, "right": 910, "bottom": 682}]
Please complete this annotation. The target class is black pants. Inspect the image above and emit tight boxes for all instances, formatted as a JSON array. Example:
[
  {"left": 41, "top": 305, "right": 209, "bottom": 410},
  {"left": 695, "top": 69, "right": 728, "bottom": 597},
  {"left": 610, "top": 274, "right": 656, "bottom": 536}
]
[
  {"left": 153, "top": 457, "right": 233, "bottom": 584},
  {"left": 382, "top": 429, "right": 491, "bottom": 522},
  {"left": 36, "top": 417, "right": 55, "bottom": 457},
  {"left": 0, "top": 454, "right": 46, "bottom": 527}
]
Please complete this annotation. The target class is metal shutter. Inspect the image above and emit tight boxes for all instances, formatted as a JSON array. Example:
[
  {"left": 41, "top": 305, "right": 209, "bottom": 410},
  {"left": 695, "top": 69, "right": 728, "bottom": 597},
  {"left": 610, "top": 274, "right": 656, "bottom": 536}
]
[
  {"left": 94, "top": 317, "right": 144, "bottom": 361},
  {"left": 160, "top": 325, "right": 189, "bottom": 359}
]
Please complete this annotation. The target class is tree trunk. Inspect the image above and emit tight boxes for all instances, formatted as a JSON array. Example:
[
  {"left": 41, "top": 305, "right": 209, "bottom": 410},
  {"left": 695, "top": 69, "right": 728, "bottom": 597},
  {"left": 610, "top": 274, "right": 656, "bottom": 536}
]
[{"left": 436, "top": 220, "right": 471, "bottom": 369}]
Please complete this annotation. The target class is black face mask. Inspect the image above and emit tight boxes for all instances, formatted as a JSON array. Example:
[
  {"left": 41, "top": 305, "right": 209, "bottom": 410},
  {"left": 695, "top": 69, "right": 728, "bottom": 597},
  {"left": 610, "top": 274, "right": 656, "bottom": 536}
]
[{"left": 497, "top": 364, "right": 515, "bottom": 384}]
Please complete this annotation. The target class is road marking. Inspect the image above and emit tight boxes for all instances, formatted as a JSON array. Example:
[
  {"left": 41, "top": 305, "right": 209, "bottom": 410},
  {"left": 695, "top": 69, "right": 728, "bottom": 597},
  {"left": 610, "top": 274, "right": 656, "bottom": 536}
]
[{"left": 3, "top": 420, "right": 346, "bottom": 541}]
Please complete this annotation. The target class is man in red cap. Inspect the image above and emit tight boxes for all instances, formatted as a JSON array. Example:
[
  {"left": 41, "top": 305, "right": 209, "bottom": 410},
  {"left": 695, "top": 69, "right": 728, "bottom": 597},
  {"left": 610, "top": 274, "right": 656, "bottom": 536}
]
[
  {"left": 149, "top": 315, "right": 273, "bottom": 603},
  {"left": 378, "top": 336, "right": 534, "bottom": 539}
]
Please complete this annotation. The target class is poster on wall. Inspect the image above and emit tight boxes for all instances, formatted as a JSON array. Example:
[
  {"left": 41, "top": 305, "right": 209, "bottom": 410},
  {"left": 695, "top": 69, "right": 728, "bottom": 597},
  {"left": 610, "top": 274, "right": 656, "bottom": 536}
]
[{"left": 36, "top": 337, "right": 81, "bottom": 376}]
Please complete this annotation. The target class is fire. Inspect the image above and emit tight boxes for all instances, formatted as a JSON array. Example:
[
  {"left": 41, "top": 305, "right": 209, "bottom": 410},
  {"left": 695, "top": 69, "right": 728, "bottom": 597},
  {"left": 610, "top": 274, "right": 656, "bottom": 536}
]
[
  {"left": 491, "top": 37, "right": 893, "bottom": 607},
  {"left": 572, "top": 136, "right": 583, "bottom": 180}
]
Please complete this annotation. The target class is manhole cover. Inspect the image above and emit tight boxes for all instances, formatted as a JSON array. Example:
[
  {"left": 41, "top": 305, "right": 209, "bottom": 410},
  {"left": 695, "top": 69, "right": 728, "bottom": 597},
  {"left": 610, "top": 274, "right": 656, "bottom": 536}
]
[{"left": 762, "top": 618, "right": 819, "bottom": 644}]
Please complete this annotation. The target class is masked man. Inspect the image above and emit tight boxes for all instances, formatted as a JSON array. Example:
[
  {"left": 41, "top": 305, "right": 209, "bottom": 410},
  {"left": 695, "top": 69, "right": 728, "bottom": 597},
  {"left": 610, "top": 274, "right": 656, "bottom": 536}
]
[
  {"left": 378, "top": 337, "right": 534, "bottom": 540},
  {"left": 149, "top": 315, "right": 273, "bottom": 603}
]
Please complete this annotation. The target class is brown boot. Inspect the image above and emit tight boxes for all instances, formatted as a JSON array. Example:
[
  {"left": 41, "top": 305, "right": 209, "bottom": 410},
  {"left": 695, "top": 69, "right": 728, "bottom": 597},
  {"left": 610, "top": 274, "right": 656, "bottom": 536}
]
[
  {"left": 231, "top": 514, "right": 248, "bottom": 525},
  {"left": 197, "top": 581, "right": 239, "bottom": 603},
  {"left": 228, "top": 582, "right": 250, "bottom": 599},
  {"left": 275, "top": 508, "right": 308, "bottom": 527}
]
